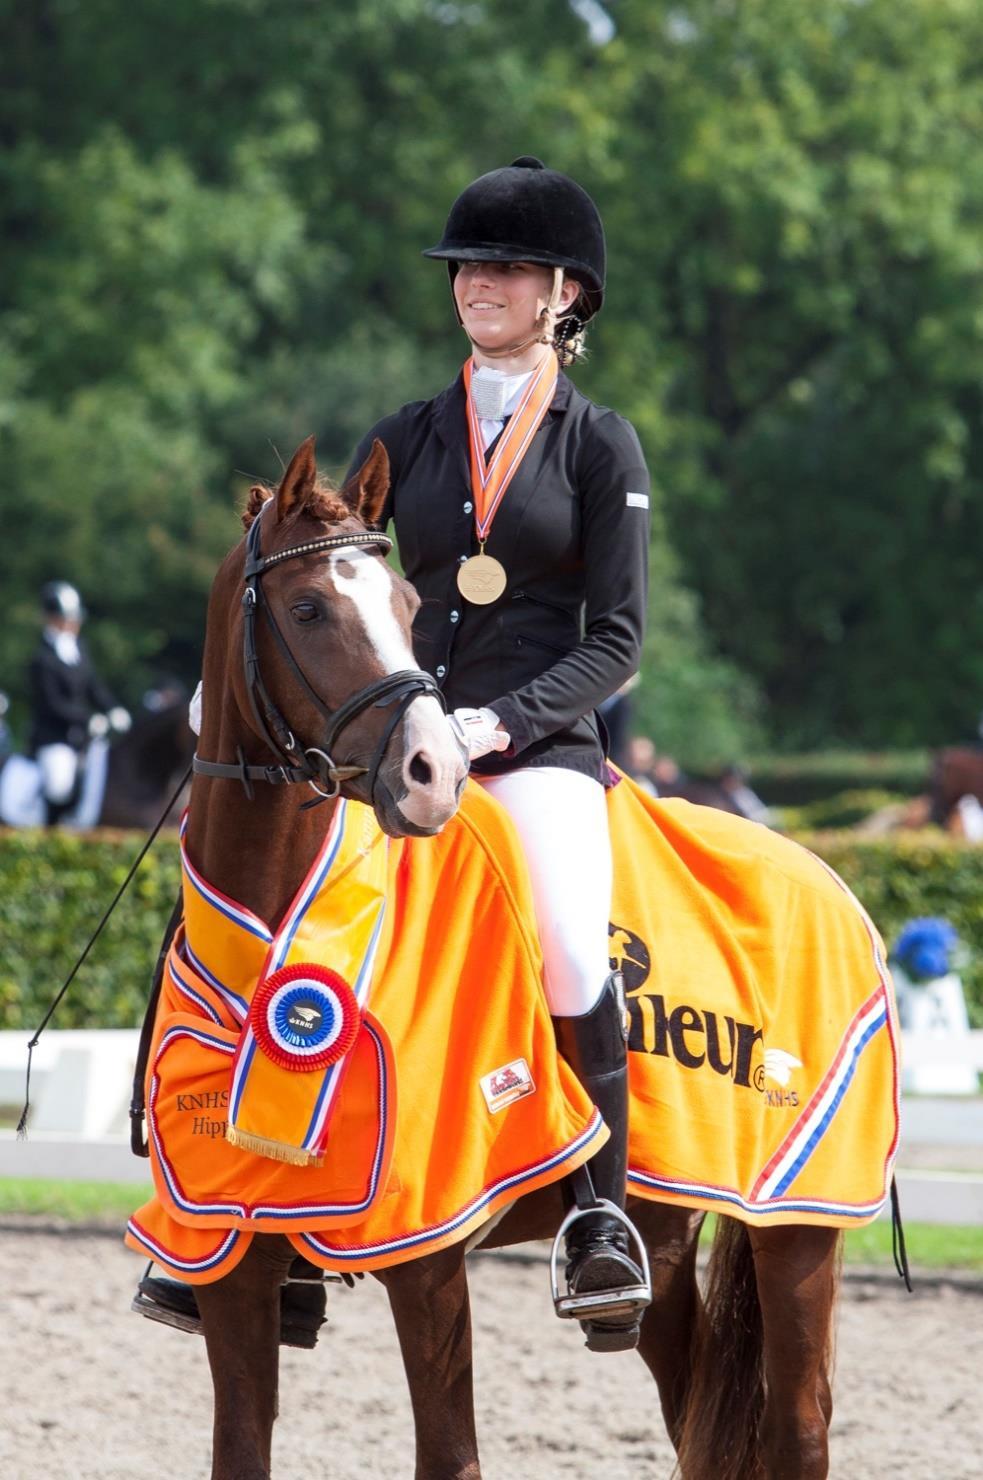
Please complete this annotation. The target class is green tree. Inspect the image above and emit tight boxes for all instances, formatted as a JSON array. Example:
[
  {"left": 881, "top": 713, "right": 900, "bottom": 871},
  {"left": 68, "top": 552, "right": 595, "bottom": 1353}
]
[
  {"left": 587, "top": 0, "right": 983, "bottom": 745},
  {"left": 0, "top": 0, "right": 762, "bottom": 762}
]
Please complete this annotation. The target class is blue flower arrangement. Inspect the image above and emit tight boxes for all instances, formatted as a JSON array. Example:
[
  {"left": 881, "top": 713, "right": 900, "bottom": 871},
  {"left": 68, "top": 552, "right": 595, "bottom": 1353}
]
[{"left": 891, "top": 917, "right": 959, "bottom": 982}]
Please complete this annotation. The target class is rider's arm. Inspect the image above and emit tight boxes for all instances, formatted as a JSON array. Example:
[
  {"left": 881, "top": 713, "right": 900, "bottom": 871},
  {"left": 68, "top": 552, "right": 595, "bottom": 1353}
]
[
  {"left": 487, "top": 411, "right": 650, "bottom": 757},
  {"left": 85, "top": 663, "right": 117, "bottom": 718},
  {"left": 30, "top": 651, "right": 92, "bottom": 730}
]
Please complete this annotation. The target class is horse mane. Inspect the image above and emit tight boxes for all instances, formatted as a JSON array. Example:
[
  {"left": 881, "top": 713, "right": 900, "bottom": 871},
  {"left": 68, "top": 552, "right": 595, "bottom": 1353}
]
[{"left": 241, "top": 478, "right": 350, "bottom": 531}]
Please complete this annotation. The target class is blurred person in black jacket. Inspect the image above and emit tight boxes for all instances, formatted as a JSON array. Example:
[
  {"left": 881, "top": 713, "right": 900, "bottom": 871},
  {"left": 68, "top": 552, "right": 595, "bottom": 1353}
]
[{"left": 28, "top": 581, "right": 130, "bottom": 825}]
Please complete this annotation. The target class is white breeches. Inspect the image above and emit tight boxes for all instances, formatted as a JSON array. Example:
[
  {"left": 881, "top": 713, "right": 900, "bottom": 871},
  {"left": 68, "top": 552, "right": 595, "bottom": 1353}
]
[
  {"left": 475, "top": 767, "right": 613, "bottom": 1017},
  {"left": 37, "top": 743, "right": 79, "bottom": 804}
]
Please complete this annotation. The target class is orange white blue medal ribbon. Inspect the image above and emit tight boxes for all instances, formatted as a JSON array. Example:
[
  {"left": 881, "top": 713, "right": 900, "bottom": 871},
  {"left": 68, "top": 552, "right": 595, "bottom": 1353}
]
[
  {"left": 223, "top": 800, "right": 389, "bottom": 1166},
  {"left": 458, "top": 349, "right": 558, "bottom": 604}
]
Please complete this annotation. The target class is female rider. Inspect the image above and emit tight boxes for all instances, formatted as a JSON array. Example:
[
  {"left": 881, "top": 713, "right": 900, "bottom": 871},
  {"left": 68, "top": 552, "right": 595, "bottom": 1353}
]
[{"left": 345, "top": 157, "right": 652, "bottom": 1352}]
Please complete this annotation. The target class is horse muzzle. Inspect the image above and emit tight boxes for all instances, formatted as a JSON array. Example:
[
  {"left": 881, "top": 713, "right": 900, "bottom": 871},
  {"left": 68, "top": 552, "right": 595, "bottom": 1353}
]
[{"left": 372, "top": 696, "right": 467, "bottom": 837}]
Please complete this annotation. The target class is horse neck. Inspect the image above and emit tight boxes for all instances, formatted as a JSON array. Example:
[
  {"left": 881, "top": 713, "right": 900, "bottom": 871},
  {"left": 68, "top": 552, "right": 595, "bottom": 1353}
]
[{"left": 186, "top": 712, "right": 338, "bottom": 935}]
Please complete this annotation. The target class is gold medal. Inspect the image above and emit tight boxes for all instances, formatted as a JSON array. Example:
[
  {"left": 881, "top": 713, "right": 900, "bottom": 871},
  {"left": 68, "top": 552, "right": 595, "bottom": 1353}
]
[
  {"left": 459, "top": 352, "right": 557, "bottom": 606},
  {"left": 457, "top": 552, "right": 507, "bottom": 605}
]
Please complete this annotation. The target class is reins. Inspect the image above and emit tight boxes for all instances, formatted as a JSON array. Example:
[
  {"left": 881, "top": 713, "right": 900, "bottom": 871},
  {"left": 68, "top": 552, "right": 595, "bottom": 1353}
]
[{"left": 15, "top": 761, "right": 192, "bottom": 1136}]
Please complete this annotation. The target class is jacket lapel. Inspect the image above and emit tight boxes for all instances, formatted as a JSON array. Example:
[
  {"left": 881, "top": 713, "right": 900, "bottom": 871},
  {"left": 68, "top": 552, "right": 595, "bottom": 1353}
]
[
  {"left": 483, "top": 374, "right": 573, "bottom": 560},
  {"left": 430, "top": 373, "right": 472, "bottom": 491}
]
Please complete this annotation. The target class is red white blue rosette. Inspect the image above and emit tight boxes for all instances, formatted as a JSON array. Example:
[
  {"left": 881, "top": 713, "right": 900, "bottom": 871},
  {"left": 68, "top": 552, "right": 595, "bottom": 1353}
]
[{"left": 248, "top": 963, "right": 360, "bottom": 1073}]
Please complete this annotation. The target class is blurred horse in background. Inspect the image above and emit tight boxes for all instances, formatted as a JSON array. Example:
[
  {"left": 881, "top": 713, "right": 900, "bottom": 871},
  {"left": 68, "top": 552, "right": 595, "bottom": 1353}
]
[
  {"left": 0, "top": 687, "right": 194, "bottom": 830},
  {"left": 930, "top": 746, "right": 983, "bottom": 832}
]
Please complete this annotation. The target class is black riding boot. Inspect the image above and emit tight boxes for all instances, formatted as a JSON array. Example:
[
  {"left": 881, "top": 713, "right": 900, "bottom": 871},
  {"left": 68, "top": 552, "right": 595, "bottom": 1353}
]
[
  {"left": 43, "top": 797, "right": 73, "bottom": 827},
  {"left": 552, "top": 972, "right": 649, "bottom": 1353},
  {"left": 131, "top": 1256, "right": 331, "bottom": 1348}
]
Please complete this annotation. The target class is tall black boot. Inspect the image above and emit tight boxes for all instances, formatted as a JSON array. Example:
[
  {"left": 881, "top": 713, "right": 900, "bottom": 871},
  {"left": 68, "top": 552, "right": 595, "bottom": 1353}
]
[
  {"left": 552, "top": 972, "right": 650, "bottom": 1352},
  {"left": 44, "top": 797, "right": 73, "bottom": 827},
  {"left": 131, "top": 1256, "right": 333, "bottom": 1349}
]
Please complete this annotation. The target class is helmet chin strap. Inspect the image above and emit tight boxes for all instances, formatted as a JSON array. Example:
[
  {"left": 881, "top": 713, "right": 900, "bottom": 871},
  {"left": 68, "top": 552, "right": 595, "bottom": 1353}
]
[{"left": 462, "top": 267, "right": 566, "bottom": 361}]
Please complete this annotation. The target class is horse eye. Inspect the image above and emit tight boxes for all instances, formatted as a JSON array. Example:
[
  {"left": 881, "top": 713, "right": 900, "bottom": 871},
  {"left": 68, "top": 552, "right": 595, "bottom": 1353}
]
[{"left": 291, "top": 603, "right": 320, "bottom": 624}]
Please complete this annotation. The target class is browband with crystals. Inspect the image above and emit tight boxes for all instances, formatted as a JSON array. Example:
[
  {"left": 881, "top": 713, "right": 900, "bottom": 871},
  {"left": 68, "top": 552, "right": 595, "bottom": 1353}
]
[{"left": 245, "top": 530, "right": 392, "bottom": 576}]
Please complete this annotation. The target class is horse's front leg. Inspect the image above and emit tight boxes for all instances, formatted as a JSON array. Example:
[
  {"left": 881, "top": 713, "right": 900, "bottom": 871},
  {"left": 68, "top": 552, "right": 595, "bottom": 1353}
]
[
  {"left": 377, "top": 1243, "right": 480, "bottom": 1480},
  {"left": 750, "top": 1224, "right": 841, "bottom": 1480},
  {"left": 196, "top": 1234, "right": 294, "bottom": 1480},
  {"left": 630, "top": 1199, "right": 705, "bottom": 1450}
]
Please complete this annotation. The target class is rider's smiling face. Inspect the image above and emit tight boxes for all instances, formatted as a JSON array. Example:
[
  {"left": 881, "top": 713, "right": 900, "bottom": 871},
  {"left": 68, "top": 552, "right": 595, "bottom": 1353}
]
[{"left": 453, "top": 260, "right": 561, "bottom": 350}]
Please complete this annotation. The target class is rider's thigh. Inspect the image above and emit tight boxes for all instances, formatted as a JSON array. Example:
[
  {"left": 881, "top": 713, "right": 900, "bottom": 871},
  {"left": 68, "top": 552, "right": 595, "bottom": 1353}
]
[
  {"left": 475, "top": 767, "right": 612, "bottom": 1016},
  {"left": 37, "top": 743, "right": 78, "bottom": 803}
]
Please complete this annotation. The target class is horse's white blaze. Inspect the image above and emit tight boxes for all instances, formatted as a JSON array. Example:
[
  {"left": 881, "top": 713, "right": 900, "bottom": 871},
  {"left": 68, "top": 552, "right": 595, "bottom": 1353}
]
[
  {"left": 329, "top": 549, "right": 463, "bottom": 823},
  {"left": 329, "top": 548, "right": 416, "bottom": 674}
]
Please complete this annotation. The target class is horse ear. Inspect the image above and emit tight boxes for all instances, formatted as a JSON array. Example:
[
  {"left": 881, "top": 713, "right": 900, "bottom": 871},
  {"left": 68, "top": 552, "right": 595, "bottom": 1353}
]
[
  {"left": 341, "top": 439, "right": 390, "bottom": 527},
  {"left": 276, "top": 436, "right": 318, "bottom": 521}
]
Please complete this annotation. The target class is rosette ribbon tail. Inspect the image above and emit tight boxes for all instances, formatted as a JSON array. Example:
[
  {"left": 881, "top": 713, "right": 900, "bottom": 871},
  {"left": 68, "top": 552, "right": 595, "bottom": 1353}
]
[
  {"left": 225, "top": 1124, "right": 322, "bottom": 1167},
  {"left": 226, "top": 962, "right": 369, "bottom": 1166}
]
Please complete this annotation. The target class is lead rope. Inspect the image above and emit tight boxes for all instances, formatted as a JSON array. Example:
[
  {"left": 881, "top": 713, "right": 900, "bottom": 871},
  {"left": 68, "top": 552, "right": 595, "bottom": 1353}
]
[
  {"left": 15, "top": 762, "right": 192, "bottom": 1138},
  {"left": 890, "top": 1176, "right": 913, "bottom": 1291}
]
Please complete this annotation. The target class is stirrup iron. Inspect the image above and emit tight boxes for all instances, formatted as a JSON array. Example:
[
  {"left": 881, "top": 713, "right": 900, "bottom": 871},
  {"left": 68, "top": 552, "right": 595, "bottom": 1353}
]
[{"left": 549, "top": 1199, "right": 652, "bottom": 1322}]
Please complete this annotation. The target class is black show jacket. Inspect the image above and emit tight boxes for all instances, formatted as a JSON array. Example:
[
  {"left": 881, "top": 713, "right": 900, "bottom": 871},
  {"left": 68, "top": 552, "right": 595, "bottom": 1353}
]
[
  {"left": 28, "top": 636, "right": 117, "bottom": 752},
  {"left": 345, "top": 370, "right": 650, "bottom": 778}
]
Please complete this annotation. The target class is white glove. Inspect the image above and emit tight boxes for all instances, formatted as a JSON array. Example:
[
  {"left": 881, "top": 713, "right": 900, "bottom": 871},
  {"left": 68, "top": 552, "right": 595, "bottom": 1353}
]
[
  {"left": 108, "top": 706, "right": 131, "bottom": 734},
  {"left": 188, "top": 679, "right": 203, "bottom": 737},
  {"left": 448, "top": 706, "right": 510, "bottom": 761},
  {"left": 88, "top": 713, "right": 110, "bottom": 738}
]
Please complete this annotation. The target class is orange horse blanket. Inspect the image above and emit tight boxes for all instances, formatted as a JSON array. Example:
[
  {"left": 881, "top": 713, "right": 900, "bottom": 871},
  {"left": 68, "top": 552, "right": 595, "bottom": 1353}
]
[{"left": 126, "top": 777, "right": 899, "bottom": 1281}]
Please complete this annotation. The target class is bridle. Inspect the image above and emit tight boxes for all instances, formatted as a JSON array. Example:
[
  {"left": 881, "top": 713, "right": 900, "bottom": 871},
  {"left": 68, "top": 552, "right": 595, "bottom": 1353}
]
[{"left": 193, "top": 507, "right": 445, "bottom": 806}]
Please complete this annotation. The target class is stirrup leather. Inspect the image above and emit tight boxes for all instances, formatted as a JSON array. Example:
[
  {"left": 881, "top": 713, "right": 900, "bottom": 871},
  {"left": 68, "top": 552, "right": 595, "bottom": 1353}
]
[{"left": 549, "top": 1200, "right": 652, "bottom": 1323}]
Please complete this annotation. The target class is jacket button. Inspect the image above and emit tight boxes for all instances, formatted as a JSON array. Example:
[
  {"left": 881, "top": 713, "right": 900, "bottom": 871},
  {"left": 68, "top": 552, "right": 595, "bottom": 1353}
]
[
  {"left": 463, "top": 501, "right": 473, "bottom": 513},
  {"left": 450, "top": 610, "right": 460, "bottom": 623},
  {"left": 436, "top": 664, "right": 447, "bottom": 678},
  {"left": 458, "top": 555, "right": 468, "bottom": 565}
]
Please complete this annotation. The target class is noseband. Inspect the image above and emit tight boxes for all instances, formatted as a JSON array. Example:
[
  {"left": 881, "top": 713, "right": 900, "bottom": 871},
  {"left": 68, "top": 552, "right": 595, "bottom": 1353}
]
[{"left": 193, "top": 508, "right": 444, "bottom": 806}]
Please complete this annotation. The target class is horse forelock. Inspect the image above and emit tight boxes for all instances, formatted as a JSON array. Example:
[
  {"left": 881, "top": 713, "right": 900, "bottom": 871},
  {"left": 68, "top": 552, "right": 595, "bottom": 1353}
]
[{"left": 241, "top": 478, "right": 350, "bottom": 531}]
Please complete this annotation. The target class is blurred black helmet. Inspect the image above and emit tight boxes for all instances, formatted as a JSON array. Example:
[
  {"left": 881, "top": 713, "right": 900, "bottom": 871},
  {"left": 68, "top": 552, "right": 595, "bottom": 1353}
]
[
  {"left": 40, "top": 581, "right": 84, "bottom": 621},
  {"left": 423, "top": 156, "right": 606, "bottom": 321}
]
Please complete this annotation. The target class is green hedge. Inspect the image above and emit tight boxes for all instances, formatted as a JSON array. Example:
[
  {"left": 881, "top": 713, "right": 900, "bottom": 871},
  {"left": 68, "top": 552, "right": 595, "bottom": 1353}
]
[
  {"left": 777, "top": 789, "right": 915, "bottom": 832},
  {"left": 0, "top": 829, "right": 180, "bottom": 1032},
  {"left": 749, "top": 751, "right": 930, "bottom": 805},
  {"left": 2, "top": 825, "right": 982, "bottom": 1031},
  {"left": 793, "top": 830, "right": 983, "bottom": 1026}
]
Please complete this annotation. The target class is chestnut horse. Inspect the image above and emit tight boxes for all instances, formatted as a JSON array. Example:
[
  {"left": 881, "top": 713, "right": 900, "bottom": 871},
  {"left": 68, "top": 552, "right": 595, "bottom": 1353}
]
[
  {"left": 174, "top": 438, "right": 841, "bottom": 1480},
  {"left": 931, "top": 745, "right": 983, "bottom": 826}
]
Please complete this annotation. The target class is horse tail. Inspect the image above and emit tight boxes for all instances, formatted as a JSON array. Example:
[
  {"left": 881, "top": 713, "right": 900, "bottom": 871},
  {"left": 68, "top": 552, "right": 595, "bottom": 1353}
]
[{"left": 674, "top": 1215, "right": 763, "bottom": 1480}]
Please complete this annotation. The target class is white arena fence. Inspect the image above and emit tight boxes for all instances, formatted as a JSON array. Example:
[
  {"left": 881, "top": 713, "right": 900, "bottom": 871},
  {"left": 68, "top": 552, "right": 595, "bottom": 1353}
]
[{"left": 0, "top": 1029, "right": 981, "bottom": 1223}]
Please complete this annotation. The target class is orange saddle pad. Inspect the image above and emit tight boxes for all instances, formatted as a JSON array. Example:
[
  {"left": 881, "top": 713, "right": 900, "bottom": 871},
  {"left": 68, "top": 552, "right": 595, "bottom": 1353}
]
[{"left": 127, "top": 776, "right": 900, "bottom": 1282}]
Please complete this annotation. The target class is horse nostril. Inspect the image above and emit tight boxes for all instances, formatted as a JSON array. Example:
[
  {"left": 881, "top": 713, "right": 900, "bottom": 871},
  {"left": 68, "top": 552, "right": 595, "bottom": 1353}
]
[{"left": 409, "top": 752, "right": 433, "bottom": 787}]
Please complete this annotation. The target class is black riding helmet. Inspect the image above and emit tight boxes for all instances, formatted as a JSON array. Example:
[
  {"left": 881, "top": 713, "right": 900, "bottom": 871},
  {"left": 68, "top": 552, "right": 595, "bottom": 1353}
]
[
  {"left": 423, "top": 156, "right": 606, "bottom": 322},
  {"left": 40, "top": 581, "right": 84, "bottom": 621}
]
